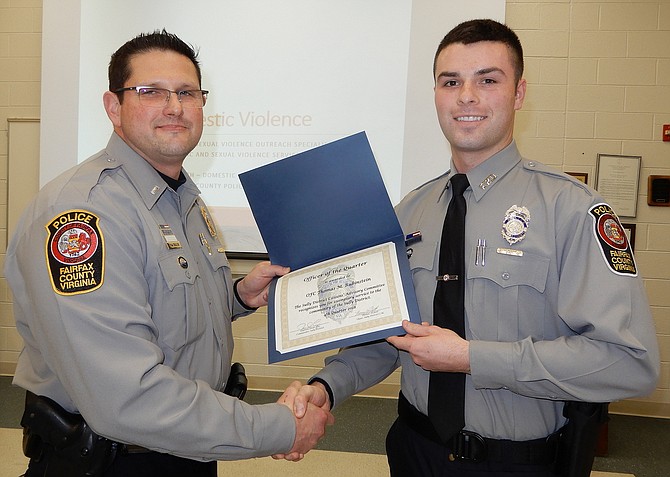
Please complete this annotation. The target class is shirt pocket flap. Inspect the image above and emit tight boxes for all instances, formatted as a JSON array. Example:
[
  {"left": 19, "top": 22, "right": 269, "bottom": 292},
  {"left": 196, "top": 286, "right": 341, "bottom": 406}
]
[
  {"left": 408, "top": 241, "right": 438, "bottom": 272},
  {"left": 158, "top": 250, "right": 197, "bottom": 291},
  {"left": 201, "top": 248, "right": 231, "bottom": 273},
  {"left": 468, "top": 251, "right": 550, "bottom": 293}
]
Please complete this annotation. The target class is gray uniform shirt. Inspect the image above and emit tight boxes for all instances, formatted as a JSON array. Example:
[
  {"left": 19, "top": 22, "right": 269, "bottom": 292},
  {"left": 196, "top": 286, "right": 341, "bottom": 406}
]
[
  {"left": 6, "top": 133, "right": 296, "bottom": 460},
  {"left": 314, "top": 141, "right": 659, "bottom": 441}
]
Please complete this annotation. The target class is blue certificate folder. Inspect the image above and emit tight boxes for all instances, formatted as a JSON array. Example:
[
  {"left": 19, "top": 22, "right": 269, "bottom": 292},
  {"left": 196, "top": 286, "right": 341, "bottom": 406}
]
[{"left": 239, "top": 131, "right": 420, "bottom": 363}]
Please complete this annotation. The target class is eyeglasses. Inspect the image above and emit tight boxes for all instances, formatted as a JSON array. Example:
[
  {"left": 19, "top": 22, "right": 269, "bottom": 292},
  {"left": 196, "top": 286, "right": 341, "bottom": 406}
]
[{"left": 113, "top": 86, "right": 209, "bottom": 108}]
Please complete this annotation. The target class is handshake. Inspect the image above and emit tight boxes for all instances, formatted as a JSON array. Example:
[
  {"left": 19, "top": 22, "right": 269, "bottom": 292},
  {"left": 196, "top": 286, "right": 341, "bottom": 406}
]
[{"left": 273, "top": 380, "right": 335, "bottom": 462}]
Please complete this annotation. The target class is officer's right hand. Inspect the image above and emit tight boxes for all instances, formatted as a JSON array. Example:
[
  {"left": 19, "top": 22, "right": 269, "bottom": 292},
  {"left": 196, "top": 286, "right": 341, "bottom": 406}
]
[
  {"left": 273, "top": 382, "right": 334, "bottom": 461},
  {"left": 288, "top": 402, "right": 334, "bottom": 461}
]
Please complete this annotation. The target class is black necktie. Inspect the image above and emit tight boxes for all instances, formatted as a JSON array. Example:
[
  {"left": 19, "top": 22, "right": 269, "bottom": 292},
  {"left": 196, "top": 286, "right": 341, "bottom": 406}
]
[{"left": 429, "top": 173, "right": 469, "bottom": 444}]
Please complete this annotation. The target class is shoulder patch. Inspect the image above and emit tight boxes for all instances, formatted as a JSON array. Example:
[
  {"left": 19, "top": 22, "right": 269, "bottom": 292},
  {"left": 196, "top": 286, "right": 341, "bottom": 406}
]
[
  {"left": 588, "top": 203, "right": 637, "bottom": 276},
  {"left": 45, "top": 210, "right": 105, "bottom": 295}
]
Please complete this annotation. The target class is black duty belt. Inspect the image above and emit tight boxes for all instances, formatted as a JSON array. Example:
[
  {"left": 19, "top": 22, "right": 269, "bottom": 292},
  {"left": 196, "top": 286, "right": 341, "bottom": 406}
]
[
  {"left": 397, "top": 392, "right": 560, "bottom": 465},
  {"left": 123, "top": 444, "right": 152, "bottom": 454}
]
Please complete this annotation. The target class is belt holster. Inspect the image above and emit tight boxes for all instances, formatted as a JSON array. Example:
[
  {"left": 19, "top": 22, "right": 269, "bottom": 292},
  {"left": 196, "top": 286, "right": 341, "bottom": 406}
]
[
  {"left": 21, "top": 391, "right": 120, "bottom": 477},
  {"left": 223, "top": 362, "right": 248, "bottom": 400},
  {"left": 556, "top": 401, "right": 609, "bottom": 477}
]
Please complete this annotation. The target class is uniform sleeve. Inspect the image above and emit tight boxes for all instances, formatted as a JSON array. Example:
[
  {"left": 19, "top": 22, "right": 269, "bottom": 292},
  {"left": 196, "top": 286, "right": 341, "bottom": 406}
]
[
  {"left": 312, "top": 340, "right": 401, "bottom": 408},
  {"left": 6, "top": 199, "right": 296, "bottom": 461},
  {"left": 470, "top": 196, "right": 660, "bottom": 403}
]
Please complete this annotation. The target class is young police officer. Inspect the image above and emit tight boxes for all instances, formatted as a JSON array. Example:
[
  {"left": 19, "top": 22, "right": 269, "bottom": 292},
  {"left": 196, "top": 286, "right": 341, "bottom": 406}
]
[{"left": 287, "top": 19, "right": 660, "bottom": 476}]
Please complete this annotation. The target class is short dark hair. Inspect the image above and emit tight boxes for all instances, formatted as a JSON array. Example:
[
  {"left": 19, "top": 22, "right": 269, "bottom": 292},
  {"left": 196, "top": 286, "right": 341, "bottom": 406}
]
[
  {"left": 433, "top": 19, "right": 524, "bottom": 83},
  {"left": 108, "top": 29, "right": 201, "bottom": 103}
]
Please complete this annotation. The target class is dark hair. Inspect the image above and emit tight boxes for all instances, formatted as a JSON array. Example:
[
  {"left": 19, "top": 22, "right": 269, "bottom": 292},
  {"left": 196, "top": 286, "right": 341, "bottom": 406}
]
[
  {"left": 108, "top": 29, "right": 201, "bottom": 102},
  {"left": 433, "top": 19, "right": 524, "bottom": 83}
]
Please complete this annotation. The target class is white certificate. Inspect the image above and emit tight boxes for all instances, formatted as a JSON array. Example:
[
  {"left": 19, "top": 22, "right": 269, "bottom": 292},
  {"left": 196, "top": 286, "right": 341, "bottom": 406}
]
[{"left": 273, "top": 242, "right": 410, "bottom": 355}]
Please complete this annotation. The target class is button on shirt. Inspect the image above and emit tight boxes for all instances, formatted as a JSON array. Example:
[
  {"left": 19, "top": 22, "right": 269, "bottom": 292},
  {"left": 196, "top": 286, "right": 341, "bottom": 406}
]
[{"left": 313, "top": 141, "right": 659, "bottom": 441}]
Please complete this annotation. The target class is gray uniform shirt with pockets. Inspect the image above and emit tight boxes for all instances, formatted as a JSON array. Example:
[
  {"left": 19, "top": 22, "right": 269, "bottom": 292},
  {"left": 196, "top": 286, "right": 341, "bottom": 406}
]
[
  {"left": 314, "top": 141, "right": 659, "bottom": 441},
  {"left": 7, "top": 133, "right": 296, "bottom": 461}
]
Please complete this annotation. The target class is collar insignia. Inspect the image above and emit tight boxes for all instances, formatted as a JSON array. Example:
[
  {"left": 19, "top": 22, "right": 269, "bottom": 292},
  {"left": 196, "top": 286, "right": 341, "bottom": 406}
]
[{"left": 480, "top": 174, "right": 497, "bottom": 190}]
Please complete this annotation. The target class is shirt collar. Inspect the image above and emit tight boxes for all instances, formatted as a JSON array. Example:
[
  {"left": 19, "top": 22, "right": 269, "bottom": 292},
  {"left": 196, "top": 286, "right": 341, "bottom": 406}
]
[
  {"left": 104, "top": 133, "right": 201, "bottom": 209},
  {"left": 444, "top": 141, "right": 522, "bottom": 202}
]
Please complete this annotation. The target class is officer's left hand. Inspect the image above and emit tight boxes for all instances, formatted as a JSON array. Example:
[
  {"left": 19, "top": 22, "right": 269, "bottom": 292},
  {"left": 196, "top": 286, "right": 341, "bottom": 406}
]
[
  {"left": 236, "top": 261, "right": 290, "bottom": 308},
  {"left": 387, "top": 320, "right": 471, "bottom": 374}
]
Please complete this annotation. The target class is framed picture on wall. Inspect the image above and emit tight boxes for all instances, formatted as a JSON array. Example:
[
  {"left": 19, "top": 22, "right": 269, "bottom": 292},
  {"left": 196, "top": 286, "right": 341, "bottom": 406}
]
[
  {"left": 621, "top": 223, "right": 636, "bottom": 251},
  {"left": 595, "top": 154, "right": 641, "bottom": 217},
  {"left": 566, "top": 171, "right": 589, "bottom": 184}
]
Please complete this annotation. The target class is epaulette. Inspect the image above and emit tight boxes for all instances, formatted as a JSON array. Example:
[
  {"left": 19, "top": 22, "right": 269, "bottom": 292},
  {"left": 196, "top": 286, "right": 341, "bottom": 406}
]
[{"left": 522, "top": 160, "right": 593, "bottom": 195}]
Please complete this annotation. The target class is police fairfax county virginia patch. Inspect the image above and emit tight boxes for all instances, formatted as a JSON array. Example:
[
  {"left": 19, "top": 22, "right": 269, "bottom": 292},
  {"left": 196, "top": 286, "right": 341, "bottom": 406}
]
[
  {"left": 45, "top": 210, "right": 105, "bottom": 295},
  {"left": 588, "top": 203, "right": 637, "bottom": 276}
]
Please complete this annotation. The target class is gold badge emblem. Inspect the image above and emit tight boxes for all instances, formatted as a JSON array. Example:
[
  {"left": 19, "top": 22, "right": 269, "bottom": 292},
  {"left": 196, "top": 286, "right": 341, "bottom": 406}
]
[{"left": 200, "top": 204, "right": 218, "bottom": 239}]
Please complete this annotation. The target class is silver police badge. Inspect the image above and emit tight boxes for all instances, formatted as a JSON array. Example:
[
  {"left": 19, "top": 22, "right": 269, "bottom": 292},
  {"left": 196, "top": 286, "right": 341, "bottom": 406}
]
[{"left": 501, "top": 205, "right": 530, "bottom": 245}]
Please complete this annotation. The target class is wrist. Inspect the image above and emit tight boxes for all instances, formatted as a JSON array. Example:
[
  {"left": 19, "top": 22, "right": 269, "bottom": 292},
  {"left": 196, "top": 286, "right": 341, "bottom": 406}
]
[
  {"left": 233, "top": 278, "right": 258, "bottom": 311},
  {"left": 308, "top": 378, "right": 334, "bottom": 409},
  {"left": 462, "top": 339, "right": 471, "bottom": 374}
]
